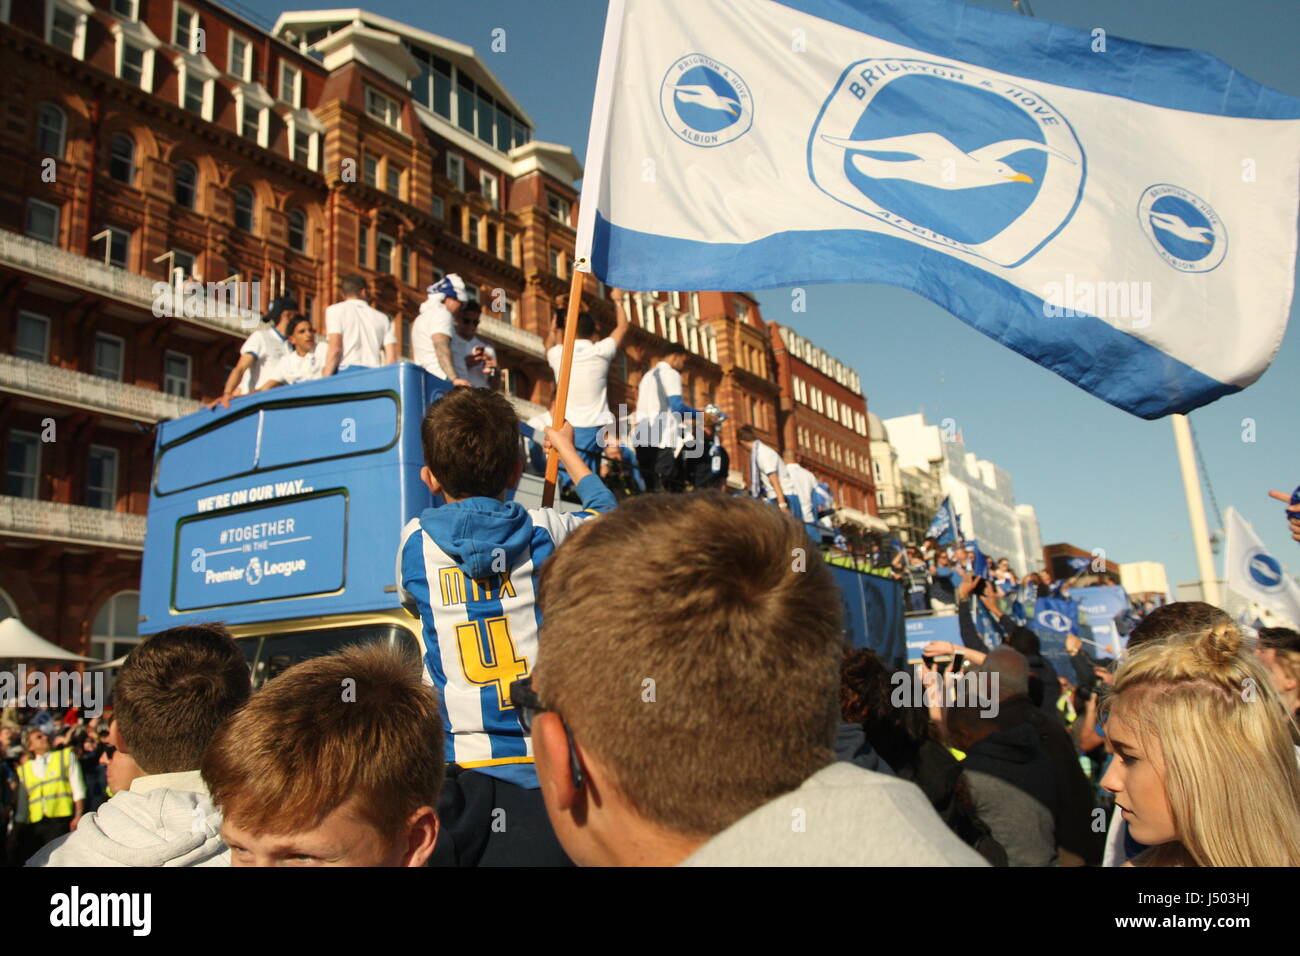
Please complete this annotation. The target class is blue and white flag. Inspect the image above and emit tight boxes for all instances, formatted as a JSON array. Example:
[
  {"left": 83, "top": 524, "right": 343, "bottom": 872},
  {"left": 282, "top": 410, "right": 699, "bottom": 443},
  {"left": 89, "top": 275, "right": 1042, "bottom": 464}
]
[
  {"left": 925, "top": 497, "right": 959, "bottom": 545},
  {"left": 577, "top": 0, "right": 1300, "bottom": 418},
  {"left": 1224, "top": 506, "right": 1300, "bottom": 629}
]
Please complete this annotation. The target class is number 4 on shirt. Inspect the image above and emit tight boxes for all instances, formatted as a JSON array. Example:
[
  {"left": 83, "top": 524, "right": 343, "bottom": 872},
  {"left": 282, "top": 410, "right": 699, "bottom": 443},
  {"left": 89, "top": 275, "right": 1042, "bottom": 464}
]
[{"left": 454, "top": 616, "right": 529, "bottom": 710}]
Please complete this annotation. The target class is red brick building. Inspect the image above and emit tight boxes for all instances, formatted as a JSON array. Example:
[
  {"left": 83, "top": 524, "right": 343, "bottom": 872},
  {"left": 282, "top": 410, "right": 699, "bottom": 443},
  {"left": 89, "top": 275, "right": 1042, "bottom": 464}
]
[
  {"left": 0, "top": 0, "right": 591, "bottom": 657},
  {"left": 768, "top": 322, "right": 881, "bottom": 531},
  {"left": 0, "top": 1, "right": 883, "bottom": 656}
]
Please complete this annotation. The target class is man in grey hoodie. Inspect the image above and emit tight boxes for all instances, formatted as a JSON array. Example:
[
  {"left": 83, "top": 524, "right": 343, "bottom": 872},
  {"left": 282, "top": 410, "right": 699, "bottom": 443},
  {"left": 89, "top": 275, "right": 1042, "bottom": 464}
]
[
  {"left": 527, "top": 493, "right": 988, "bottom": 867},
  {"left": 27, "top": 624, "right": 250, "bottom": 867}
]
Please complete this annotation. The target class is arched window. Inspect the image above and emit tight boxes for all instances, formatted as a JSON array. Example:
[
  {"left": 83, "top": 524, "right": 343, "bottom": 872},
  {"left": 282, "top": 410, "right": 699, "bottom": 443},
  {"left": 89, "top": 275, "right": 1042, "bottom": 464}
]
[
  {"left": 234, "top": 185, "right": 254, "bottom": 232},
  {"left": 174, "top": 160, "right": 197, "bottom": 209},
  {"left": 90, "top": 590, "right": 140, "bottom": 664},
  {"left": 108, "top": 132, "right": 135, "bottom": 184},
  {"left": 288, "top": 208, "right": 306, "bottom": 253},
  {"left": 36, "top": 103, "right": 66, "bottom": 158}
]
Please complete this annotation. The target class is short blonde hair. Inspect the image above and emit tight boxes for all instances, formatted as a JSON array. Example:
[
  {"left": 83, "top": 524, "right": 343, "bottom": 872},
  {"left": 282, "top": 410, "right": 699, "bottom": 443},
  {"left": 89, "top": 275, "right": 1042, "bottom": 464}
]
[
  {"left": 1105, "top": 621, "right": 1300, "bottom": 866},
  {"left": 535, "top": 493, "right": 843, "bottom": 838},
  {"left": 201, "top": 643, "right": 443, "bottom": 842}
]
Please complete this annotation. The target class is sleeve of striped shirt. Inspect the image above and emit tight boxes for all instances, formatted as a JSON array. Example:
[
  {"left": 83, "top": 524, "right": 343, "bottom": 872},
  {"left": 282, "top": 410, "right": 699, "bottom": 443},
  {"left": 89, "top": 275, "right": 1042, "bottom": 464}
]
[
  {"left": 530, "top": 474, "right": 617, "bottom": 542},
  {"left": 395, "top": 518, "right": 422, "bottom": 616}
]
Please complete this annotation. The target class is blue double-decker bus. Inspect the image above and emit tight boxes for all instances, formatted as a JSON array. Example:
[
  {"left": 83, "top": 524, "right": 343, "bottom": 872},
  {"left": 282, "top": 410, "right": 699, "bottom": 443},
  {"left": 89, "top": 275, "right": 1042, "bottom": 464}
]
[
  {"left": 138, "top": 364, "right": 568, "bottom": 683},
  {"left": 139, "top": 363, "right": 904, "bottom": 681}
]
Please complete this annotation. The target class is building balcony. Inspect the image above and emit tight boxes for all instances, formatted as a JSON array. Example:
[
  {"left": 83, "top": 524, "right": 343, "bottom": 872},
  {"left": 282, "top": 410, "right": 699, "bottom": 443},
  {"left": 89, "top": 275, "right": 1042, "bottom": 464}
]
[
  {"left": 0, "top": 231, "right": 257, "bottom": 337},
  {"left": 479, "top": 315, "right": 544, "bottom": 359},
  {"left": 506, "top": 394, "right": 547, "bottom": 422},
  {"left": 0, "top": 355, "right": 203, "bottom": 424},
  {"left": 0, "top": 495, "right": 145, "bottom": 551}
]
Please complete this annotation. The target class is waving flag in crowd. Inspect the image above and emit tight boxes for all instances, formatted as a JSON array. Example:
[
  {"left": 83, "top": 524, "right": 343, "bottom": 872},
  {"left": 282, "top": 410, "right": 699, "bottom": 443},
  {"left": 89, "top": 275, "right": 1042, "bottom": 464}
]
[
  {"left": 1224, "top": 507, "right": 1300, "bottom": 629},
  {"left": 926, "top": 497, "right": 959, "bottom": 546},
  {"left": 577, "top": 0, "right": 1300, "bottom": 418}
]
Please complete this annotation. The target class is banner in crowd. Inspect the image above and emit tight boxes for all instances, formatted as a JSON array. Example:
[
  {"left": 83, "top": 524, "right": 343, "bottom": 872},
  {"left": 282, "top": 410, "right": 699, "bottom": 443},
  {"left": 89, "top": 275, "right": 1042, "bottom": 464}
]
[
  {"left": 578, "top": 0, "right": 1300, "bottom": 418},
  {"left": 904, "top": 614, "right": 963, "bottom": 664},
  {"left": 926, "top": 497, "right": 959, "bottom": 546},
  {"left": 1030, "top": 595, "right": 1080, "bottom": 679},
  {"left": 830, "top": 565, "right": 907, "bottom": 665},
  {"left": 1070, "top": 585, "right": 1130, "bottom": 657},
  {"left": 1224, "top": 507, "right": 1300, "bottom": 629}
]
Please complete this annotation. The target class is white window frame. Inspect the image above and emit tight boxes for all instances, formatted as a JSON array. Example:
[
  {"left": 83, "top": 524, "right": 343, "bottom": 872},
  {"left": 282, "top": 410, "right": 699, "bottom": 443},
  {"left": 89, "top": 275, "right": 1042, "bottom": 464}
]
[
  {"left": 228, "top": 34, "right": 253, "bottom": 83},
  {"left": 36, "top": 102, "right": 67, "bottom": 158},
  {"left": 234, "top": 84, "right": 273, "bottom": 149},
  {"left": 546, "top": 191, "right": 571, "bottom": 227},
  {"left": 91, "top": 591, "right": 141, "bottom": 665},
  {"left": 386, "top": 162, "right": 404, "bottom": 199},
  {"left": 364, "top": 87, "right": 401, "bottom": 130},
  {"left": 480, "top": 169, "right": 499, "bottom": 211},
  {"left": 108, "top": 132, "right": 136, "bottom": 184},
  {"left": 86, "top": 445, "right": 119, "bottom": 511},
  {"left": 285, "top": 109, "right": 323, "bottom": 171},
  {"left": 111, "top": 19, "right": 160, "bottom": 94},
  {"left": 25, "top": 198, "right": 60, "bottom": 245},
  {"left": 175, "top": 53, "right": 218, "bottom": 121},
  {"left": 6, "top": 429, "right": 41, "bottom": 500},
  {"left": 431, "top": 195, "right": 444, "bottom": 220},
  {"left": 103, "top": 225, "right": 132, "bottom": 269},
  {"left": 46, "top": 0, "right": 92, "bottom": 61},
  {"left": 110, "top": 0, "right": 139, "bottom": 19},
  {"left": 14, "top": 311, "right": 50, "bottom": 363},
  {"left": 233, "top": 186, "right": 256, "bottom": 233},
  {"left": 172, "top": 248, "right": 196, "bottom": 278},
  {"left": 375, "top": 232, "right": 396, "bottom": 275},
  {"left": 1, "top": 0, "right": 12, "bottom": 23},
  {"left": 163, "top": 350, "right": 192, "bottom": 397},
  {"left": 287, "top": 209, "right": 307, "bottom": 254},
  {"left": 173, "top": 2, "right": 201, "bottom": 54},
  {"left": 93, "top": 332, "right": 125, "bottom": 381},
  {"left": 445, "top": 153, "right": 464, "bottom": 192},
  {"left": 279, "top": 62, "right": 302, "bottom": 108}
]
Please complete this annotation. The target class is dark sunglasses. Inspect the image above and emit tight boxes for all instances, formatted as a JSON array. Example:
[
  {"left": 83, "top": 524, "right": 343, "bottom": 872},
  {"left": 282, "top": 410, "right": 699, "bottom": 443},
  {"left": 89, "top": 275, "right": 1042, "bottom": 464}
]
[
  {"left": 460, "top": 316, "right": 480, "bottom": 326},
  {"left": 511, "top": 677, "right": 584, "bottom": 789}
]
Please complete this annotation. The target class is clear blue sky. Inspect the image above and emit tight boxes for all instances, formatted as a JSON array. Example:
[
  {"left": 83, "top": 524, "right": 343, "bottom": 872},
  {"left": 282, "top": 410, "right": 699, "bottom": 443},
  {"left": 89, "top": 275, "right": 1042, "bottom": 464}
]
[{"left": 248, "top": 0, "right": 1300, "bottom": 591}]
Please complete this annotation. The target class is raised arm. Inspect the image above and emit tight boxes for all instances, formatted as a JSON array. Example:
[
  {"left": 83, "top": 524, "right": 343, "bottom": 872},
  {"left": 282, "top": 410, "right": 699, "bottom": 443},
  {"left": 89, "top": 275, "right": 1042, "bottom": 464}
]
[{"left": 608, "top": 290, "right": 631, "bottom": 349}]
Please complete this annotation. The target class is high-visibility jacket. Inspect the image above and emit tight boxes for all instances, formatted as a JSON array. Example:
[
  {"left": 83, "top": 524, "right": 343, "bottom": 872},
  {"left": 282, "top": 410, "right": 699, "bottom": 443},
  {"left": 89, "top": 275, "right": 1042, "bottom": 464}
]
[{"left": 18, "top": 747, "right": 75, "bottom": 822}]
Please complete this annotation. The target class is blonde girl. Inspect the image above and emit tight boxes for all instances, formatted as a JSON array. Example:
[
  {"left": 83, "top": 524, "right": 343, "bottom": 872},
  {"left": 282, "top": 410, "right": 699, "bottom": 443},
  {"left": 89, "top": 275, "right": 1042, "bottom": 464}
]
[{"left": 1101, "top": 621, "right": 1300, "bottom": 866}]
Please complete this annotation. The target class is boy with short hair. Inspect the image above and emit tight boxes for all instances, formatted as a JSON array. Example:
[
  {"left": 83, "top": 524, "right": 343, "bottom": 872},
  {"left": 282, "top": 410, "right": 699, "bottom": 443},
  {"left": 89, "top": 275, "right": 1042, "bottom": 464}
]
[
  {"left": 396, "top": 387, "right": 616, "bottom": 865},
  {"left": 202, "top": 643, "right": 442, "bottom": 866},
  {"left": 528, "top": 493, "right": 987, "bottom": 866},
  {"left": 28, "top": 624, "right": 250, "bottom": 867}
]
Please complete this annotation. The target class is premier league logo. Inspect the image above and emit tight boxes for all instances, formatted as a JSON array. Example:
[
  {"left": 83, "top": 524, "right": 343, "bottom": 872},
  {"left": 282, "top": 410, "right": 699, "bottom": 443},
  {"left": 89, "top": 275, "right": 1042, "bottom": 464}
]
[
  {"left": 245, "top": 556, "right": 263, "bottom": 587},
  {"left": 808, "top": 59, "right": 1085, "bottom": 267},
  {"left": 1244, "top": 547, "right": 1284, "bottom": 593},
  {"left": 661, "top": 54, "right": 753, "bottom": 148},
  {"left": 1137, "top": 184, "right": 1227, "bottom": 273}
]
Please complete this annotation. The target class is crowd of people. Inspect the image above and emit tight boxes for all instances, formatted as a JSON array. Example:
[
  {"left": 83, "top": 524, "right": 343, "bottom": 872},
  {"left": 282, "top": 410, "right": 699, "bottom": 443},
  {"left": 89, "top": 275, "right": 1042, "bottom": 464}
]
[
  {"left": 4, "top": 367, "right": 1299, "bottom": 867},
  {"left": 6, "top": 276, "right": 1300, "bottom": 868}
]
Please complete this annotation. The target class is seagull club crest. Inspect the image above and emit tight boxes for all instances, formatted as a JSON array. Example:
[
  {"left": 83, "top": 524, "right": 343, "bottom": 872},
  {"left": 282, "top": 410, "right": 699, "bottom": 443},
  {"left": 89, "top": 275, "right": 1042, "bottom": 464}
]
[
  {"left": 1137, "top": 183, "right": 1228, "bottom": 274},
  {"left": 660, "top": 53, "right": 754, "bottom": 148},
  {"left": 809, "top": 58, "right": 1086, "bottom": 268}
]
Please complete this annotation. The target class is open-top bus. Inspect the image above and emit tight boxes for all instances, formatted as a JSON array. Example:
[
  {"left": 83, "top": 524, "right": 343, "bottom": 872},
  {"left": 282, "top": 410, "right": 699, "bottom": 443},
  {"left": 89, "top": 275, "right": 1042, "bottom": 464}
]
[{"left": 139, "top": 363, "right": 903, "bottom": 680}]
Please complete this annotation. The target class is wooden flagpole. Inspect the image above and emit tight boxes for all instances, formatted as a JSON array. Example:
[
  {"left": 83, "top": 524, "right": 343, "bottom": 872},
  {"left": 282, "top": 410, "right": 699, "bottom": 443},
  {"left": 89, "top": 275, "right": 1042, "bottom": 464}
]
[{"left": 542, "top": 261, "right": 589, "bottom": 507}]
